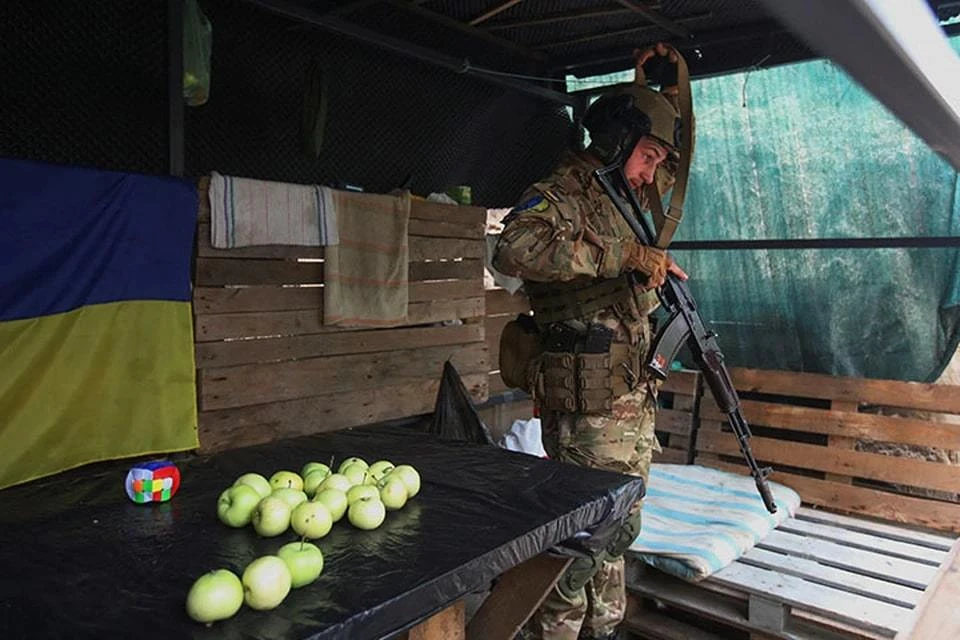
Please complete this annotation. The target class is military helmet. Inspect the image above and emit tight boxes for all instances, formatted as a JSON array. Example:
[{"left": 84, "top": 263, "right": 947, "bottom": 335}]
[{"left": 582, "top": 83, "right": 681, "bottom": 165}]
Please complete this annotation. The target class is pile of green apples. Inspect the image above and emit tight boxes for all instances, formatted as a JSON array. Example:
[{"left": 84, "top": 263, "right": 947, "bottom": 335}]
[{"left": 185, "top": 456, "right": 421, "bottom": 625}]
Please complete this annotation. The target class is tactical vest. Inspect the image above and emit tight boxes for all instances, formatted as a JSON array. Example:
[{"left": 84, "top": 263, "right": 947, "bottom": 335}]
[{"left": 525, "top": 274, "right": 656, "bottom": 329}]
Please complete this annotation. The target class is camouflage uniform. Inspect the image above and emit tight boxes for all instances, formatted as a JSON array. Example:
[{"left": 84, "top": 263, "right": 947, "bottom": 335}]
[{"left": 493, "top": 150, "right": 671, "bottom": 640}]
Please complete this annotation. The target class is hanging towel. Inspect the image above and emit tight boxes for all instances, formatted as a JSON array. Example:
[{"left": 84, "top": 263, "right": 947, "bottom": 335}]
[
  {"left": 323, "top": 189, "right": 410, "bottom": 327},
  {"left": 208, "top": 171, "right": 339, "bottom": 248}
]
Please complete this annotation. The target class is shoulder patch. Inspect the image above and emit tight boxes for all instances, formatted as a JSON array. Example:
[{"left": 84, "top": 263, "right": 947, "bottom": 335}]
[
  {"left": 542, "top": 189, "right": 562, "bottom": 203},
  {"left": 514, "top": 194, "right": 551, "bottom": 213}
]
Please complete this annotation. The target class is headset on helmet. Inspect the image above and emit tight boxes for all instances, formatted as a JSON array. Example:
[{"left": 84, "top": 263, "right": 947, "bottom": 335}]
[{"left": 582, "top": 84, "right": 681, "bottom": 166}]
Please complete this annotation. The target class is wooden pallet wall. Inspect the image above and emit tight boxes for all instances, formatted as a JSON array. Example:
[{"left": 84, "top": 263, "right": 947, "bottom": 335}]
[
  {"left": 194, "top": 180, "right": 489, "bottom": 452},
  {"left": 696, "top": 367, "right": 960, "bottom": 533},
  {"left": 481, "top": 288, "right": 700, "bottom": 463}
]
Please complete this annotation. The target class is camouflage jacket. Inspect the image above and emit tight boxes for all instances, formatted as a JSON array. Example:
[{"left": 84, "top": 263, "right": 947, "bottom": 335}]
[{"left": 492, "top": 150, "right": 667, "bottom": 346}]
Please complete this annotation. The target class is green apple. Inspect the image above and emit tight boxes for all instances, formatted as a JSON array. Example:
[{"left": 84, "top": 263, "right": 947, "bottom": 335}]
[
  {"left": 277, "top": 541, "right": 324, "bottom": 589},
  {"left": 251, "top": 496, "right": 292, "bottom": 537},
  {"left": 313, "top": 488, "right": 348, "bottom": 522},
  {"left": 242, "top": 555, "right": 292, "bottom": 610},
  {"left": 348, "top": 496, "right": 386, "bottom": 530},
  {"left": 367, "top": 460, "right": 395, "bottom": 484},
  {"left": 185, "top": 568, "right": 244, "bottom": 624},
  {"left": 346, "top": 484, "right": 379, "bottom": 504},
  {"left": 378, "top": 476, "right": 408, "bottom": 511},
  {"left": 318, "top": 473, "right": 352, "bottom": 493},
  {"left": 302, "top": 469, "right": 331, "bottom": 498},
  {"left": 290, "top": 501, "right": 333, "bottom": 539},
  {"left": 271, "top": 487, "right": 308, "bottom": 510},
  {"left": 233, "top": 473, "right": 272, "bottom": 498},
  {"left": 217, "top": 484, "right": 262, "bottom": 528},
  {"left": 392, "top": 465, "right": 421, "bottom": 498},
  {"left": 301, "top": 462, "right": 331, "bottom": 480},
  {"left": 341, "top": 464, "right": 368, "bottom": 486},
  {"left": 269, "top": 470, "right": 304, "bottom": 491},
  {"left": 337, "top": 457, "right": 368, "bottom": 474}
]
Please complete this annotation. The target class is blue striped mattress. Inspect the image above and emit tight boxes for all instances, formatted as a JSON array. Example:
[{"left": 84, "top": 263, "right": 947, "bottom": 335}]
[{"left": 628, "top": 464, "right": 802, "bottom": 582}]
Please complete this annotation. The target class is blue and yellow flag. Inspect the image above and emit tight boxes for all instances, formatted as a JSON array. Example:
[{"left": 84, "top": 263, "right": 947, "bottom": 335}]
[{"left": 0, "top": 158, "right": 199, "bottom": 490}]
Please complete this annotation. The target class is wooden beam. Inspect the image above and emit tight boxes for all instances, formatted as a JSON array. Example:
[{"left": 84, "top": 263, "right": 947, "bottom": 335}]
[
  {"left": 613, "top": 0, "right": 691, "bottom": 39},
  {"left": 469, "top": 0, "right": 523, "bottom": 27},
  {"left": 466, "top": 553, "right": 573, "bottom": 640},
  {"left": 387, "top": 0, "right": 546, "bottom": 62},
  {"left": 485, "top": 6, "right": 644, "bottom": 31},
  {"left": 534, "top": 12, "right": 710, "bottom": 50}
]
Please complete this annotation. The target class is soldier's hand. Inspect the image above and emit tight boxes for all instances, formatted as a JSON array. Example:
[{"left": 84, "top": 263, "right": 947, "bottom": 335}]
[
  {"left": 668, "top": 257, "right": 688, "bottom": 281},
  {"left": 633, "top": 43, "right": 679, "bottom": 93},
  {"left": 625, "top": 242, "right": 669, "bottom": 288}
]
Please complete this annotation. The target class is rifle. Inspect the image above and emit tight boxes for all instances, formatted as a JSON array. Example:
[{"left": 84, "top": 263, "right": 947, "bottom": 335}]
[{"left": 594, "top": 164, "right": 778, "bottom": 514}]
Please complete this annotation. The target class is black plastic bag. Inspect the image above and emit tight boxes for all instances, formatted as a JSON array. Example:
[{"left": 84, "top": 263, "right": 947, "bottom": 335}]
[{"left": 428, "top": 361, "right": 494, "bottom": 445}]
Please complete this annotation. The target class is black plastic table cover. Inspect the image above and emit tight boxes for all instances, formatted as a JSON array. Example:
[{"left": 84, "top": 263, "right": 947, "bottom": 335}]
[{"left": 0, "top": 423, "right": 644, "bottom": 640}]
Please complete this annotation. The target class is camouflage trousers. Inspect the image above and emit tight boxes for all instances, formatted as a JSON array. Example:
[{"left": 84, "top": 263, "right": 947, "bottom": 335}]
[{"left": 525, "top": 386, "right": 660, "bottom": 640}]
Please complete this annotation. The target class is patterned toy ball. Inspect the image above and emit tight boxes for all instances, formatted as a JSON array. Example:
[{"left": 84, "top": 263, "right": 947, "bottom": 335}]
[{"left": 125, "top": 460, "right": 181, "bottom": 504}]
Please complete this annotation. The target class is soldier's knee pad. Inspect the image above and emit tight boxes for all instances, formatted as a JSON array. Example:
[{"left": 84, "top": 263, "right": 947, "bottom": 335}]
[
  {"left": 606, "top": 509, "right": 643, "bottom": 558},
  {"left": 557, "top": 550, "right": 607, "bottom": 599}
]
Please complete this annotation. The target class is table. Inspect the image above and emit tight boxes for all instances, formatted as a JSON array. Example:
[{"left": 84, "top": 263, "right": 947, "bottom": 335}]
[{"left": 0, "top": 424, "right": 643, "bottom": 639}]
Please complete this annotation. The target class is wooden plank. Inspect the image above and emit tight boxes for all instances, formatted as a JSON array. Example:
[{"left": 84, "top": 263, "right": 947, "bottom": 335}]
[
  {"left": 748, "top": 594, "right": 787, "bottom": 633},
  {"left": 465, "top": 553, "right": 572, "bottom": 640},
  {"left": 408, "top": 599, "right": 465, "bottom": 640},
  {"left": 623, "top": 600, "right": 728, "bottom": 640},
  {"left": 199, "top": 343, "right": 488, "bottom": 410},
  {"left": 410, "top": 259, "right": 484, "bottom": 281},
  {"left": 410, "top": 199, "right": 486, "bottom": 225},
  {"left": 198, "top": 373, "right": 488, "bottom": 452},
  {"left": 895, "top": 539, "right": 960, "bottom": 640},
  {"left": 195, "top": 297, "right": 486, "bottom": 342},
  {"left": 409, "top": 218, "right": 484, "bottom": 239},
  {"left": 777, "top": 518, "right": 946, "bottom": 566},
  {"left": 696, "top": 430, "right": 960, "bottom": 496},
  {"left": 485, "top": 315, "right": 514, "bottom": 350},
  {"left": 485, "top": 288, "right": 530, "bottom": 316},
  {"left": 740, "top": 547, "right": 925, "bottom": 608},
  {"left": 756, "top": 529, "right": 938, "bottom": 590},
  {"left": 196, "top": 258, "right": 324, "bottom": 286},
  {"left": 196, "top": 323, "right": 484, "bottom": 369},
  {"left": 653, "top": 448, "right": 688, "bottom": 464},
  {"left": 709, "top": 562, "right": 912, "bottom": 637},
  {"left": 794, "top": 507, "right": 955, "bottom": 551},
  {"left": 700, "top": 398, "right": 960, "bottom": 451},
  {"left": 195, "top": 225, "right": 482, "bottom": 261},
  {"left": 656, "top": 408, "right": 694, "bottom": 436},
  {"left": 699, "top": 458, "right": 960, "bottom": 535},
  {"left": 661, "top": 370, "right": 699, "bottom": 396},
  {"left": 728, "top": 368, "right": 960, "bottom": 415},
  {"left": 193, "top": 279, "right": 482, "bottom": 315},
  {"left": 195, "top": 257, "right": 482, "bottom": 286}
]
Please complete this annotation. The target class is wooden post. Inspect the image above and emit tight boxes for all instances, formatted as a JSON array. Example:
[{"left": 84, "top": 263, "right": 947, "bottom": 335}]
[
  {"left": 466, "top": 553, "right": 573, "bottom": 640},
  {"left": 406, "top": 600, "right": 466, "bottom": 640}
]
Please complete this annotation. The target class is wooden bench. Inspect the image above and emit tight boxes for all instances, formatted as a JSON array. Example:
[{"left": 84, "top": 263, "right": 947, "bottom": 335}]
[{"left": 625, "top": 367, "right": 960, "bottom": 640}]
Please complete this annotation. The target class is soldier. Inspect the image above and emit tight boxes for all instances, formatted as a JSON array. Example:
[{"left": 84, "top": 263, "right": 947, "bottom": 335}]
[{"left": 492, "top": 44, "right": 691, "bottom": 640}]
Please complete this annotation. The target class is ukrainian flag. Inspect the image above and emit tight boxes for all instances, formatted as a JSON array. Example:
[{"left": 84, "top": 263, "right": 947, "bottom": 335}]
[{"left": 0, "top": 158, "right": 199, "bottom": 490}]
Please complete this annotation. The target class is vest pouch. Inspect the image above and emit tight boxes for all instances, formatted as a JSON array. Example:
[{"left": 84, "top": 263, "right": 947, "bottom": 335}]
[
  {"left": 577, "top": 352, "right": 613, "bottom": 413},
  {"left": 498, "top": 313, "right": 541, "bottom": 393},
  {"left": 540, "top": 352, "right": 577, "bottom": 412}
]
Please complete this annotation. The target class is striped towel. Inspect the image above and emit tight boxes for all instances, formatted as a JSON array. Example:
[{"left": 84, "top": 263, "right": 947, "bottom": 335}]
[
  {"left": 208, "top": 171, "right": 338, "bottom": 248},
  {"left": 323, "top": 189, "right": 410, "bottom": 327},
  {"left": 629, "top": 464, "right": 801, "bottom": 582}
]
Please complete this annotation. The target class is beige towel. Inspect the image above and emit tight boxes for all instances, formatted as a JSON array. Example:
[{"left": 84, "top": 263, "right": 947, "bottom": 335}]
[{"left": 323, "top": 190, "right": 410, "bottom": 327}]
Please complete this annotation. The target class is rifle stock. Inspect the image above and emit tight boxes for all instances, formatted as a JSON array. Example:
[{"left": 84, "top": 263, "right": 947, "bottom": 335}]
[{"left": 594, "top": 164, "right": 778, "bottom": 514}]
